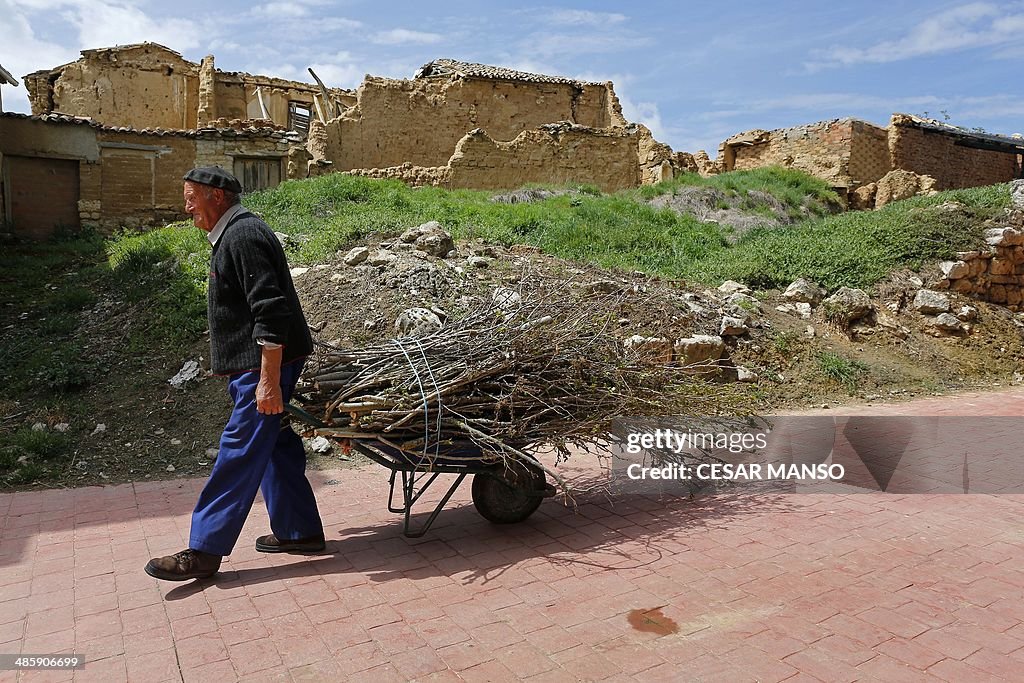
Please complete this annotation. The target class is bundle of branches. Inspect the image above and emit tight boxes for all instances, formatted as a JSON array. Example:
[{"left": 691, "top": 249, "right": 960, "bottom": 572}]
[{"left": 296, "top": 277, "right": 742, "bottom": 482}]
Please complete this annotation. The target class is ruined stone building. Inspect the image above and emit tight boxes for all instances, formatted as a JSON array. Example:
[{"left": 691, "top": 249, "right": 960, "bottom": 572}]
[
  {"left": 22, "top": 43, "right": 353, "bottom": 135},
  {"left": 3, "top": 45, "right": 677, "bottom": 239},
  {"left": 715, "top": 114, "right": 1024, "bottom": 204}
]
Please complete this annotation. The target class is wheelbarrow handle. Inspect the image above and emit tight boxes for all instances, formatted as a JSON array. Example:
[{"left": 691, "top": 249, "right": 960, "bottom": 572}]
[{"left": 284, "top": 402, "right": 328, "bottom": 428}]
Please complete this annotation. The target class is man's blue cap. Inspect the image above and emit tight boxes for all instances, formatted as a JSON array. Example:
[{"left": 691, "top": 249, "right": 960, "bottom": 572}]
[{"left": 183, "top": 166, "right": 243, "bottom": 194}]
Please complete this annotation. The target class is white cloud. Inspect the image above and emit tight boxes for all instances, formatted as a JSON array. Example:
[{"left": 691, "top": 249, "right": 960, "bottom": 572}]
[
  {"left": 371, "top": 28, "right": 443, "bottom": 45},
  {"left": 520, "top": 31, "right": 651, "bottom": 60},
  {"left": 256, "top": 52, "right": 365, "bottom": 89},
  {"left": 67, "top": 3, "right": 199, "bottom": 51},
  {"left": 0, "top": 0, "right": 80, "bottom": 112},
  {"left": 808, "top": 2, "right": 1024, "bottom": 69},
  {"left": 547, "top": 9, "right": 627, "bottom": 26},
  {"left": 249, "top": 2, "right": 311, "bottom": 19}
]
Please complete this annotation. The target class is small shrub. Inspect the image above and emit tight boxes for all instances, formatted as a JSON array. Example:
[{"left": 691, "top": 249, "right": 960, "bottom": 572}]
[
  {"left": 9, "top": 428, "right": 69, "bottom": 460},
  {"left": 816, "top": 351, "right": 868, "bottom": 393},
  {"left": 771, "top": 330, "right": 799, "bottom": 355}
]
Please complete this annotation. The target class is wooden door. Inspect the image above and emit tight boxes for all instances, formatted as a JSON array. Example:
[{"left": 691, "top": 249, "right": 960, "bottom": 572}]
[
  {"left": 5, "top": 156, "right": 80, "bottom": 240},
  {"left": 233, "top": 158, "right": 282, "bottom": 194}
]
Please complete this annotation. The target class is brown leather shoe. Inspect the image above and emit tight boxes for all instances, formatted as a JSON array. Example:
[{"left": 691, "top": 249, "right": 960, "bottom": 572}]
[
  {"left": 255, "top": 533, "right": 326, "bottom": 553},
  {"left": 144, "top": 549, "right": 221, "bottom": 581}
]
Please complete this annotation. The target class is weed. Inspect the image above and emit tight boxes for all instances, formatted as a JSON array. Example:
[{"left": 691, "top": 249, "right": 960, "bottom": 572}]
[
  {"left": 772, "top": 330, "right": 799, "bottom": 355},
  {"left": 816, "top": 351, "right": 868, "bottom": 393}
]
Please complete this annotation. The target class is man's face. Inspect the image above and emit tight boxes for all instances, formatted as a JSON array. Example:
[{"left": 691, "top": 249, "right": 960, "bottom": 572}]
[{"left": 183, "top": 181, "right": 223, "bottom": 232}]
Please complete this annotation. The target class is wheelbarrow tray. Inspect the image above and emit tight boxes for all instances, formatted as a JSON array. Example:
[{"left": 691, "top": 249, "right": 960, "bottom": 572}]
[{"left": 288, "top": 405, "right": 553, "bottom": 537}]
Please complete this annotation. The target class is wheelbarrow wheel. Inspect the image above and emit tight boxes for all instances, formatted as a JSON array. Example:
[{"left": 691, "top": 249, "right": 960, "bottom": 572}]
[{"left": 472, "top": 462, "right": 546, "bottom": 524}]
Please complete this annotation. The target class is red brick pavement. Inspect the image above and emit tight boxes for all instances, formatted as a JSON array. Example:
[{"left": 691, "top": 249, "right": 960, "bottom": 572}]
[{"left": 2, "top": 388, "right": 1024, "bottom": 681}]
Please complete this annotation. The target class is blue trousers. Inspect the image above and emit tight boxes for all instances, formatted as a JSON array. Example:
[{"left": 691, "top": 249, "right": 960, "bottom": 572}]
[{"left": 190, "top": 358, "right": 323, "bottom": 556}]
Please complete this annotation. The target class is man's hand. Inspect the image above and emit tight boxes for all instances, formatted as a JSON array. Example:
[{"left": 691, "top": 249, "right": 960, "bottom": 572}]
[
  {"left": 256, "top": 376, "right": 284, "bottom": 414},
  {"left": 256, "top": 343, "right": 284, "bottom": 415}
]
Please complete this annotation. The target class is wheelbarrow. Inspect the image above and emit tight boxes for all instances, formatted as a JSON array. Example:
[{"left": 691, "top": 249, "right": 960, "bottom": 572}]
[{"left": 285, "top": 403, "right": 556, "bottom": 538}]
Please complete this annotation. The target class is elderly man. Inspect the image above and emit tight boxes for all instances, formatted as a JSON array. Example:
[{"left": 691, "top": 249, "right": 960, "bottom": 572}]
[{"left": 145, "top": 166, "right": 325, "bottom": 581}]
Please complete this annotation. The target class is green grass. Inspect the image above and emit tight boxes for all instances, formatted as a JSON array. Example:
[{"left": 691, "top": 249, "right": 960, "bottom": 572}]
[
  {"left": 817, "top": 351, "right": 869, "bottom": 393},
  {"left": 95, "top": 169, "right": 1012, "bottom": 354}
]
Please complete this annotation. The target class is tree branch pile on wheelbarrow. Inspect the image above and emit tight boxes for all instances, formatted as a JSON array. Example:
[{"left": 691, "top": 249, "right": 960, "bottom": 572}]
[{"left": 294, "top": 277, "right": 743, "bottom": 490}]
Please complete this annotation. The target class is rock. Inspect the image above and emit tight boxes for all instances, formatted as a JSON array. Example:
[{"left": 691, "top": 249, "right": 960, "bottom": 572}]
[
  {"left": 795, "top": 303, "right": 813, "bottom": 319},
  {"left": 466, "top": 256, "right": 492, "bottom": 268},
  {"left": 932, "top": 313, "right": 964, "bottom": 332},
  {"left": 984, "top": 227, "right": 1024, "bottom": 247},
  {"left": 589, "top": 280, "right": 620, "bottom": 294},
  {"left": 783, "top": 278, "right": 825, "bottom": 305},
  {"left": 821, "top": 287, "right": 873, "bottom": 325},
  {"left": 309, "top": 436, "right": 333, "bottom": 453},
  {"left": 330, "top": 273, "right": 344, "bottom": 281},
  {"left": 168, "top": 360, "right": 201, "bottom": 389},
  {"left": 719, "top": 316, "right": 749, "bottom": 336},
  {"left": 776, "top": 303, "right": 797, "bottom": 315},
  {"left": 492, "top": 287, "right": 522, "bottom": 313},
  {"left": 395, "top": 308, "right": 442, "bottom": 337},
  {"left": 166, "top": 464, "right": 176, "bottom": 472},
  {"left": 804, "top": 325, "right": 816, "bottom": 338},
  {"left": 273, "top": 231, "right": 290, "bottom": 247},
  {"left": 170, "top": 438, "right": 182, "bottom": 446},
  {"left": 718, "top": 280, "right": 749, "bottom": 295},
  {"left": 875, "top": 170, "right": 938, "bottom": 208},
  {"left": 912, "top": 289, "right": 951, "bottom": 315},
  {"left": 469, "top": 243, "right": 497, "bottom": 257},
  {"left": 289, "top": 267, "right": 309, "bottom": 278},
  {"left": 1011, "top": 179, "right": 1024, "bottom": 209},
  {"left": 367, "top": 250, "right": 398, "bottom": 267},
  {"left": 343, "top": 246, "right": 370, "bottom": 266},
  {"left": 91, "top": 423, "right": 106, "bottom": 435},
  {"left": 736, "top": 367, "right": 758, "bottom": 383},
  {"left": 939, "top": 261, "right": 970, "bottom": 279},
  {"left": 726, "top": 292, "right": 762, "bottom": 311},
  {"left": 55, "top": 423, "right": 70, "bottom": 433},
  {"left": 624, "top": 335, "right": 673, "bottom": 364},
  {"left": 205, "top": 448, "right": 219, "bottom": 460},
  {"left": 31, "top": 422, "right": 46, "bottom": 432},
  {"left": 850, "top": 183, "right": 877, "bottom": 211},
  {"left": 877, "top": 313, "right": 910, "bottom": 339},
  {"left": 673, "top": 335, "right": 726, "bottom": 365},
  {"left": 400, "top": 221, "right": 455, "bottom": 257},
  {"left": 363, "top": 319, "right": 377, "bottom": 330},
  {"left": 956, "top": 305, "right": 978, "bottom": 322}
]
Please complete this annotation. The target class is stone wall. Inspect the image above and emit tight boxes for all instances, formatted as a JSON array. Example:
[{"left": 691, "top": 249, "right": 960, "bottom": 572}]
[
  {"left": 322, "top": 75, "right": 622, "bottom": 171},
  {"left": 446, "top": 125, "right": 642, "bottom": 192},
  {"left": 936, "top": 227, "right": 1024, "bottom": 310},
  {"left": 888, "top": 114, "right": 1021, "bottom": 190},
  {"left": 720, "top": 118, "right": 889, "bottom": 189}
]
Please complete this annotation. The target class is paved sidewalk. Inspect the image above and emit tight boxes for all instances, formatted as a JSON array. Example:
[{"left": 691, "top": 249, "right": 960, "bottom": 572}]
[{"left": 2, "top": 389, "right": 1024, "bottom": 682}]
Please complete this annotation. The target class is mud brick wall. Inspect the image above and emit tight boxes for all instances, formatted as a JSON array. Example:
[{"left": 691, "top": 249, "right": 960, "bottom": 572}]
[
  {"left": 848, "top": 120, "right": 890, "bottom": 186},
  {"left": 44, "top": 45, "right": 200, "bottom": 130},
  {"left": 726, "top": 119, "right": 889, "bottom": 188},
  {"left": 446, "top": 126, "right": 641, "bottom": 192},
  {"left": 95, "top": 130, "right": 197, "bottom": 229},
  {"left": 322, "top": 76, "right": 621, "bottom": 171},
  {"left": 343, "top": 163, "right": 452, "bottom": 187},
  {"left": 889, "top": 120, "right": 1020, "bottom": 190}
]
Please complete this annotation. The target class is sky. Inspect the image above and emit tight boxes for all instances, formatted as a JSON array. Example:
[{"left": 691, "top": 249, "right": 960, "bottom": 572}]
[{"left": 2, "top": 0, "right": 1023, "bottom": 153}]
